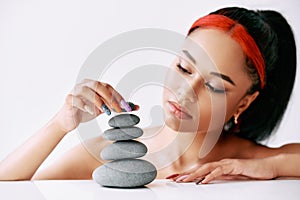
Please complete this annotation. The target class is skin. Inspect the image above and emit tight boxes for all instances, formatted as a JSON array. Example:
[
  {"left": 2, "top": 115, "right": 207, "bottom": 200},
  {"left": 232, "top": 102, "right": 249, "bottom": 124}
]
[{"left": 0, "top": 28, "right": 300, "bottom": 183}]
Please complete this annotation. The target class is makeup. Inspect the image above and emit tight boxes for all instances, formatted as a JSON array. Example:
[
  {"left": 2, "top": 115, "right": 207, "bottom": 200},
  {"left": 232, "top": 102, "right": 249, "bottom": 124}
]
[{"left": 167, "top": 101, "right": 193, "bottom": 120}]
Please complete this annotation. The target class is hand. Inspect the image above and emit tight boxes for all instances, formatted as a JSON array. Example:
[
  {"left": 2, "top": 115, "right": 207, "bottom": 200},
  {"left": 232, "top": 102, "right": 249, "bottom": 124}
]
[
  {"left": 166, "top": 157, "right": 277, "bottom": 184},
  {"left": 53, "top": 79, "right": 138, "bottom": 133}
]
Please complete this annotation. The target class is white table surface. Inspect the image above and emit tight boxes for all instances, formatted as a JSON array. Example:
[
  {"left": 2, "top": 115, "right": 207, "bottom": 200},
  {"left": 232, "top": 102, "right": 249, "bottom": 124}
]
[{"left": 1, "top": 179, "right": 300, "bottom": 200}]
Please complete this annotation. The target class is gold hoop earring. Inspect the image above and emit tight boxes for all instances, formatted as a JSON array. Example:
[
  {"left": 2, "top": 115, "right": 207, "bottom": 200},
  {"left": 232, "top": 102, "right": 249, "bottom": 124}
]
[{"left": 234, "top": 115, "right": 239, "bottom": 124}]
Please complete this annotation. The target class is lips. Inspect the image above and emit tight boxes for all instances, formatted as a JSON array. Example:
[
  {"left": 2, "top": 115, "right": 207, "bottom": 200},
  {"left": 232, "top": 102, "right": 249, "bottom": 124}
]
[{"left": 167, "top": 101, "right": 193, "bottom": 120}]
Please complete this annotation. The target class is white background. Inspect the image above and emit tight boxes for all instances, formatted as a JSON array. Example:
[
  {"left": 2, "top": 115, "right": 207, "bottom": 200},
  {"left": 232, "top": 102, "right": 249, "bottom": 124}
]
[{"left": 0, "top": 0, "right": 299, "bottom": 168}]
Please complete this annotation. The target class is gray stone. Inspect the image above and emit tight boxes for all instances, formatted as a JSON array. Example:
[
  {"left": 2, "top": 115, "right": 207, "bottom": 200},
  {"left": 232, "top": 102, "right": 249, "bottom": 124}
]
[
  {"left": 101, "top": 141, "right": 147, "bottom": 160},
  {"left": 103, "top": 127, "right": 143, "bottom": 141},
  {"left": 92, "top": 159, "right": 157, "bottom": 188},
  {"left": 108, "top": 114, "right": 140, "bottom": 128}
]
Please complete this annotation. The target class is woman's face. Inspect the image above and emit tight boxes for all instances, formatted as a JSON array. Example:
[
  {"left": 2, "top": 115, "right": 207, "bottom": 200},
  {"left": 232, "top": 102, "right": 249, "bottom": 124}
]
[{"left": 163, "top": 28, "right": 257, "bottom": 133}]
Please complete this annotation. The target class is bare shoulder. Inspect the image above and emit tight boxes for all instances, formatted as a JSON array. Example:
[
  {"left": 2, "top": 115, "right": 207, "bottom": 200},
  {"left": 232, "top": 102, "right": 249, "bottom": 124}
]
[
  {"left": 219, "top": 134, "right": 275, "bottom": 159},
  {"left": 225, "top": 134, "right": 300, "bottom": 158},
  {"left": 32, "top": 136, "right": 109, "bottom": 180}
]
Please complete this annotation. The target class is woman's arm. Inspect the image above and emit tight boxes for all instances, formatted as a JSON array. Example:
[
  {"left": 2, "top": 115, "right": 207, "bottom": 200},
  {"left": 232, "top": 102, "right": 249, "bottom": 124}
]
[
  {"left": 272, "top": 153, "right": 300, "bottom": 177},
  {"left": 31, "top": 136, "right": 107, "bottom": 180},
  {"left": 166, "top": 152, "right": 300, "bottom": 184},
  {"left": 166, "top": 140, "right": 300, "bottom": 184},
  {"left": 0, "top": 79, "right": 128, "bottom": 180},
  {"left": 273, "top": 144, "right": 300, "bottom": 177},
  {"left": 0, "top": 119, "right": 67, "bottom": 180}
]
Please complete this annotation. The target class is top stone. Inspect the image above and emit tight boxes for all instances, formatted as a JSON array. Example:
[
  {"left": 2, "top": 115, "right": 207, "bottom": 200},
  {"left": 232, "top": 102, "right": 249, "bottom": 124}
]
[{"left": 108, "top": 114, "right": 140, "bottom": 128}]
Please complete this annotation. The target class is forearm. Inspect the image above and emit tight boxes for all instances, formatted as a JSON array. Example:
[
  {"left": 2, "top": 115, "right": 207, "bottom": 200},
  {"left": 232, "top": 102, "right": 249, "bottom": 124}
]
[
  {"left": 0, "top": 118, "right": 67, "bottom": 180},
  {"left": 272, "top": 153, "right": 300, "bottom": 178}
]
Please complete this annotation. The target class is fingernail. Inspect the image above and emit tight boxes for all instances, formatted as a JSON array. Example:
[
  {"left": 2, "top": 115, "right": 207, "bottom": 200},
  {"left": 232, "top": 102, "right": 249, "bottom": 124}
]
[
  {"left": 195, "top": 178, "right": 204, "bottom": 185},
  {"left": 121, "top": 102, "right": 137, "bottom": 112},
  {"left": 175, "top": 175, "right": 189, "bottom": 182},
  {"left": 120, "top": 100, "right": 132, "bottom": 112},
  {"left": 101, "top": 104, "right": 111, "bottom": 116},
  {"left": 84, "top": 105, "right": 94, "bottom": 115},
  {"left": 165, "top": 174, "right": 180, "bottom": 179}
]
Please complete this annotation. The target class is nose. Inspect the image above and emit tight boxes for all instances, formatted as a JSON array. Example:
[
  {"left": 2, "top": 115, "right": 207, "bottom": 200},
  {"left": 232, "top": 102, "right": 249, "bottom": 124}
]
[
  {"left": 177, "top": 85, "right": 197, "bottom": 104},
  {"left": 176, "top": 73, "right": 205, "bottom": 104}
]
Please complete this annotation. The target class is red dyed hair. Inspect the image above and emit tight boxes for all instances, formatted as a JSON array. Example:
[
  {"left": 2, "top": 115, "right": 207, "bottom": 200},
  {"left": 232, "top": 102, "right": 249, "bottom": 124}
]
[{"left": 188, "top": 14, "right": 265, "bottom": 89}]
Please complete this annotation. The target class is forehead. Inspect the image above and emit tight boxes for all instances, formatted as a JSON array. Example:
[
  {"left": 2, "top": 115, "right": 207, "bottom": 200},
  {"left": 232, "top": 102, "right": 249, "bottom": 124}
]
[{"left": 182, "top": 28, "right": 252, "bottom": 87}]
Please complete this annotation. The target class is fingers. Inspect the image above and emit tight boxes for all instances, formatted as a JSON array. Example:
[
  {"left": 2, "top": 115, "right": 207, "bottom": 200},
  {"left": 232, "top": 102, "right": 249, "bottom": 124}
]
[
  {"left": 165, "top": 163, "right": 206, "bottom": 181},
  {"left": 166, "top": 159, "right": 243, "bottom": 184},
  {"left": 199, "top": 160, "right": 236, "bottom": 184},
  {"left": 70, "top": 79, "right": 138, "bottom": 115},
  {"left": 201, "top": 166, "right": 225, "bottom": 184},
  {"left": 169, "top": 162, "right": 219, "bottom": 183},
  {"left": 66, "top": 94, "right": 87, "bottom": 113},
  {"left": 72, "top": 85, "right": 104, "bottom": 112},
  {"left": 184, "top": 163, "right": 218, "bottom": 183},
  {"left": 88, "top": 80, "right": 136, "bottom": 113},
  {"left": 66, "top": 94, "right": 98, "bottom": 115},
  {"left": 86, "top": 80, "right": 120, "bottom": 111},
  {"left": 165, "top": 172, "right": 191, "bottom": 182},
  {"left": 165, "top": 174, "right": 180, "bottom": 179}
]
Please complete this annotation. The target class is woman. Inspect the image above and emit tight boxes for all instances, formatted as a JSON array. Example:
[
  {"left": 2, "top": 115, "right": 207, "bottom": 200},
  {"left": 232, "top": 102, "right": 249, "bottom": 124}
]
[{"left": 0, "top": 7, "right": 299, "bottom": 183}]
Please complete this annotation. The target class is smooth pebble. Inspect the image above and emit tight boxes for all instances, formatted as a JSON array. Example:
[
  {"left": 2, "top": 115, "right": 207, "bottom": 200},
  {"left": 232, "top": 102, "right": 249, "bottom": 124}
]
[
  {"left": 108, "top": 114, "right": 140, "bottom": 128},
  {"left": 103, "top": 127, "right": 143, "bottom": 141},
  {"left": 100, "top": 140, "right": 147, "bottom": 160},
  {"left": 93, "top": 159, "right": 157, "bottom": 188}
]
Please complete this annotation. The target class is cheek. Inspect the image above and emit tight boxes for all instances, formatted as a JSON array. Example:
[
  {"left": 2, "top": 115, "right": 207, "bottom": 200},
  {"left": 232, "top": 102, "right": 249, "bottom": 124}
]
[
  {"left": 224, "top": 105, "right": 236, "bottom": 122},
  {"left": 196, "top": 92, "right": 229, "bottom": 131},
  {"left": 196, "top": 93, "right": 211, "bottom": 126}
]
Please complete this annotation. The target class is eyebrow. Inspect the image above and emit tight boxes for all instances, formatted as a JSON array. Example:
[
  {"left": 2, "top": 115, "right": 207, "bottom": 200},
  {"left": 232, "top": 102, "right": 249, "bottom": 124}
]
[
  {"left": 182, "top": 50, "right": 196, "bottom": 64},
  {"left": 182, "top": 50, "right": 235, "bottom": 86},
  {"left": 210, "top": 72, "right": 236, "bottom": 86}
]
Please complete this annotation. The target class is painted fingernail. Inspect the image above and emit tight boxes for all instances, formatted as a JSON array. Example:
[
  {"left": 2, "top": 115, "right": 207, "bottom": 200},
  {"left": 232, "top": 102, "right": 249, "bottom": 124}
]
[
  {"left": 175, "top": 175, "right": 189, "bottom": 182},
  {"left": 120, "top": 100, "right": 132, "bottom": 112},
  {"left": 165, "top": 174, "right": 180, "bottom": 179},
  {"left": 101, "top": 104, "right": 111, "bottom": 116},
  {"left": 84, "top": 105, "right": 94, "bottom": 115},
  {"left": 121, "top": 102, "right": 137, "bottom": 112},
  {"left": 195, "top": 178, "right": 205, "bottom": 185}
]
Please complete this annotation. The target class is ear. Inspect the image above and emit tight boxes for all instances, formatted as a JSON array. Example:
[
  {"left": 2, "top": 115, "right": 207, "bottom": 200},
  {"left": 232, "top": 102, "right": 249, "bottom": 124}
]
[{"left": 234, "top": 91, "right": 259, "bottom": 119}]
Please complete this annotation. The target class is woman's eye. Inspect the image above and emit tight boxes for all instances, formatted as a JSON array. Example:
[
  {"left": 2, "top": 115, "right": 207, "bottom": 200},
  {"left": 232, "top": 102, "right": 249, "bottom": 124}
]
[
  {"left": 176, "top": 63, "right": 192, "bottom": 75},
  {"left": 205, "top": 82, "right": 226, "bottom": 93}
]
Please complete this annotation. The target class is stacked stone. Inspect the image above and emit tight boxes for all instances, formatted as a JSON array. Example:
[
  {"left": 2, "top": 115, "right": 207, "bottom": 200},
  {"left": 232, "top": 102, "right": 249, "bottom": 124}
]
[{"left": 92, "top": 113, "right": 157, "bottom": 188}]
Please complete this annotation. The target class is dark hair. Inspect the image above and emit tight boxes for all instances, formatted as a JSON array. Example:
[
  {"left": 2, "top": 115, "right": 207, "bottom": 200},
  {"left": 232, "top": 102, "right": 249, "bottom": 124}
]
[{"left": 211, "top": 7, "right": 297, "bottom": 142}]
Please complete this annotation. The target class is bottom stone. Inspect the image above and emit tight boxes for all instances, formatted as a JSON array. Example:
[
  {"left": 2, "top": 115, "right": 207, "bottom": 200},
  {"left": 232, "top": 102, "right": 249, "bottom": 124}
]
[{"left": 92, "top": 159, "right": 157, "bottom": 188}]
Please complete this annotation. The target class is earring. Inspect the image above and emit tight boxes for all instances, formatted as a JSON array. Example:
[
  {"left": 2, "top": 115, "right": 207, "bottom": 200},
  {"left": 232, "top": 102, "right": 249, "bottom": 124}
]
[{"left": 234, "top": 115, "right": 239, "bottom": 124}]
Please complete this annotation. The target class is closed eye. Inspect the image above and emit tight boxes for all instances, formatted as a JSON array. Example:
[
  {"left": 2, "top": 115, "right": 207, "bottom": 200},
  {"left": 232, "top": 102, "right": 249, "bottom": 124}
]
[
  {"left": 176, "top": 63, "right": 192, "bottom": 75},
  {"left": 205, "top": 82, "right": 226, "bottom": 93}
]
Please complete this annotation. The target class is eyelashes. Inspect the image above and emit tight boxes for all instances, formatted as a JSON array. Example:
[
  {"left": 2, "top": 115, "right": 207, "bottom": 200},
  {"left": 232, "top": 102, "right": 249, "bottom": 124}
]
[
  {"left": 205, "top": 82, "right": 226, "bottom": 94},
  {"left": 176, "top": 63, "right": 192, "bottom": 74},
  {"left": 175, "top": 62, "right": 226, "bottom": 94}
]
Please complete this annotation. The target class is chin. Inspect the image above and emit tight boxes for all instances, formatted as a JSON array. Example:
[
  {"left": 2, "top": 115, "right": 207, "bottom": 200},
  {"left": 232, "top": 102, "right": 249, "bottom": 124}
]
[{"left": 165, "top": 116, "right": 200, "bottom": 133}]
